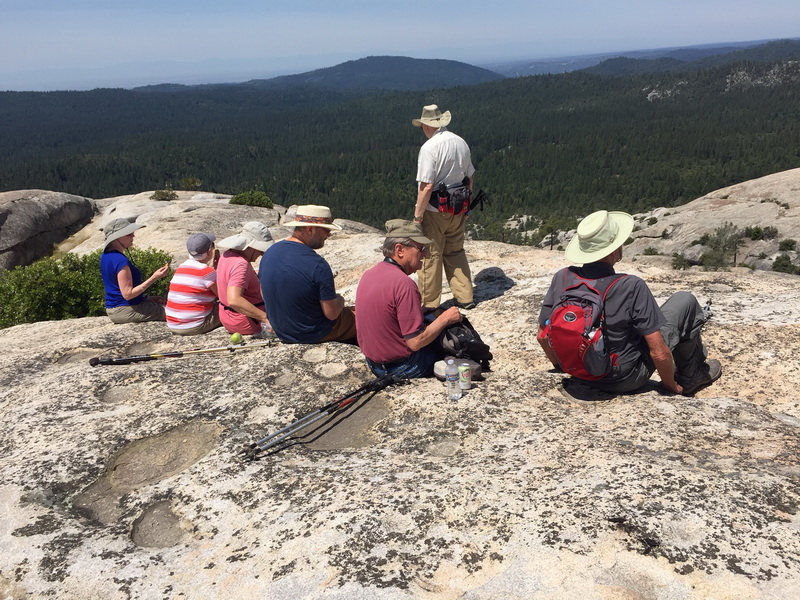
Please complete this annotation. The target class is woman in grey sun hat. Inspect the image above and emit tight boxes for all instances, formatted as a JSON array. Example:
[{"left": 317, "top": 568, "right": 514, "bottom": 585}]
[
  {"left": 100, "top": 218, "right": 171, "bottom": 324},
  {"left": 215, "top": 222, "right": 274, "bottom": 336}
]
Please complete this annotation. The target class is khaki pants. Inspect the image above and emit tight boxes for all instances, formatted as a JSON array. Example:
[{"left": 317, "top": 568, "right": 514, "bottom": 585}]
[
  {"left": 169, "top": 305, "right": 222, "bottom": 336},
  {"left": 320, "top": 307, "right": 358, "bottom": 344},
  {"left": 107, "top": 299, "right": 165, "bottom": 324},
  {"left": 418, "top": 211, "right": 473, "bottom": 308}
]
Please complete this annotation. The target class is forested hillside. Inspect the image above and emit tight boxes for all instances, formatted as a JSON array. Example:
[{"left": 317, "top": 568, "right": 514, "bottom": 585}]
[{"left": 2, "top": 54, "right": 800, "bottom": 242}]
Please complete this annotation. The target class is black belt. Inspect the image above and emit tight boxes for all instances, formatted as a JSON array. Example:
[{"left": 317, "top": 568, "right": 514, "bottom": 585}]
[{"left": 366, "top": 356, "right": 409, "bottom": 370}]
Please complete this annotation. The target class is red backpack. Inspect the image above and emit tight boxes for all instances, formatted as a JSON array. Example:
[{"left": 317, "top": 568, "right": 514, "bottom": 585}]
[{"left": 544, "top": 270, "right": 628, "bottom": 381}]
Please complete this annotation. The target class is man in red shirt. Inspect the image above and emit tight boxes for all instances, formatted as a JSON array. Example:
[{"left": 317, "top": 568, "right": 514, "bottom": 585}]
[{"left": 356, "top": 219, "right": 462, "bottom": 378}]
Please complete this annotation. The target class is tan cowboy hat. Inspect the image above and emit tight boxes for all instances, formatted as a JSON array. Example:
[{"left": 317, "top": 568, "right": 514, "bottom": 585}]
[
  {"left": 102, "top": 218, "right": 145, "bottom": 248},
  {"left": 411, "top": 104, "right": 452, "bottom": 128},
  {"left": 283, "top": 205, "right": 342, "bottom": 231},
  {"left": 384, "top": 219, "right": 433, "bottom": 245},
  {"left": 217, "top": 221, "right": 273, "bottom": 252},
  {"left": 564, "top": 210, "right": 634, "bottom": 264}
]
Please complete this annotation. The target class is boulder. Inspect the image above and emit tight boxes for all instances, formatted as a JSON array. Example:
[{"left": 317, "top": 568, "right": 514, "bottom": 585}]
[{"left": 0, "top": 190, "right": 95, "bottom": 270}]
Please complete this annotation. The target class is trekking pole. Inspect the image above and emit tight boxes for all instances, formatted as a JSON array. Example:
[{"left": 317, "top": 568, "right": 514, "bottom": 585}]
[
  {"left": 243, "top": 375, "right": 400, "bottom": 459},
  {"left": 702, "top": 299, "right": 713, "bottom": 321},
  {"left": 88, "top": 339, "right": 275, "bottom": 366}
]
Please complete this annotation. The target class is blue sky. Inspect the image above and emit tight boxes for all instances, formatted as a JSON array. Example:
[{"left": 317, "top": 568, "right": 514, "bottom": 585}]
[{"left": 2, "top": 0, "right": 799, "bottom": 90}]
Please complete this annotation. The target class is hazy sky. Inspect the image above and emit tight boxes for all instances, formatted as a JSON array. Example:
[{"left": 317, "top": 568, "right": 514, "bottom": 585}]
[{"left": 2, "top": 0, "right": 799, "bottom": 90}]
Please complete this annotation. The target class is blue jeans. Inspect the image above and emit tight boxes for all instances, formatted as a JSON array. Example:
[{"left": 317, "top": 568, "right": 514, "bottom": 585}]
[{"left": 365, "top": 345, "right": 438, "bottom": 379}]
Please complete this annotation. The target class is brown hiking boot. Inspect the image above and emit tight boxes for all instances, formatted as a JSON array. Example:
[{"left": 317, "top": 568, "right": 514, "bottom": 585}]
[{"left": 679, "top": 359, "right": 722, "bottom": 396}]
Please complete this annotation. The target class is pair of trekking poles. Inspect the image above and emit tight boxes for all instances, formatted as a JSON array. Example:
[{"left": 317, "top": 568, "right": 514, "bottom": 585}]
[
  {"left": 242, "top": 374, "right": 402, "bottom": 460},
  {"left": 89, "top": 338, "right": 402, "bottom": 460}
]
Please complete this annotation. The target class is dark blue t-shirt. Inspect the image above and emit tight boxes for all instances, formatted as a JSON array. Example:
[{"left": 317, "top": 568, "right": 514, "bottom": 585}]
[
  {"left": 101, "top": 250, "right": 145, "bottom": 308},
  {"left": 259, "top": 240, "right": 337, "bottom": 343}
]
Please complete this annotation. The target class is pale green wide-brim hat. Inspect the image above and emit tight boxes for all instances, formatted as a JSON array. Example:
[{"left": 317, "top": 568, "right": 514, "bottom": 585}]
[
  {"left": 564, "top": 210, "right": 634, "bottom": 264},
  {"left": 102, "top": 218, "right": 145, "bottom": 248},
  {"left": 411, "top": 104, "right": 452, "bottom": 128}
]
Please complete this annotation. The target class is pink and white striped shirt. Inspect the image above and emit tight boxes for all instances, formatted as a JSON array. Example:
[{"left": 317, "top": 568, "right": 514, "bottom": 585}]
[{"left": 165, "top": 258, "right": 217, "bottom": 330}]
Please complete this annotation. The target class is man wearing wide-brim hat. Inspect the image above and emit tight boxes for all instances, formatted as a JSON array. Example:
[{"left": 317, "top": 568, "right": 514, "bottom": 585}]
[
  {"left": 536, "top": 210, "right": 722, "bottom": 396},
  {"left": 258, "top": 205, "right": 357, "bottom": 344},
  {"left": 411, "top": 103, "right": 476, "bottom": 310},
  {"left": 355, "top": 219, "right": 462, "bottom": 378}
]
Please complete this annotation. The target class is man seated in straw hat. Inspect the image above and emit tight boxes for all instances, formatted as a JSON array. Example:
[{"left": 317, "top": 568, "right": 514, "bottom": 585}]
[
  {"left": 411, "top": 104, "right": 476, "bottom": 310},
  {"left": 259, "top": 205, "right": 357, "bottom": 344},
  {"left": 355, "top": 220, "right": 462, "bottom": 378},
  {"left": 537, "top": 210, "right": 722, "bottom": 396}
]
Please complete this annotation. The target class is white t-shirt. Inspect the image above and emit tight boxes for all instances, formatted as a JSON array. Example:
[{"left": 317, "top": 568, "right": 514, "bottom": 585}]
[{"left": 416, "top": 128, "right": 475, "bottom": 212}]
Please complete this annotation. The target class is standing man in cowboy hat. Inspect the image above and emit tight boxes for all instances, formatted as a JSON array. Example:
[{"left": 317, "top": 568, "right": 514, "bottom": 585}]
[
  {"left": 356, "top": 219, "right": 462, "bottom": 379},
  {"left": 412, "top": 104, "right": 476, "bottom": 310},
  {"left": 259, "top": 205, "right": 357, "bottom": 344},
  {"left": 537, "top": 210, "right": 722, "bottom": 396}
]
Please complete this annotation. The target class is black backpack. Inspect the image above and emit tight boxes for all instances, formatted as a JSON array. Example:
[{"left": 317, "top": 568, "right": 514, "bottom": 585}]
[{"left": 437, "top": 315, "right": 493, "bottom": 370}]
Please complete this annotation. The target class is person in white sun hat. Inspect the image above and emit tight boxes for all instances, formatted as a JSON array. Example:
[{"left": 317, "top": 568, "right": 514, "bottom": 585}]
[
  {"left": 411, "top": 103, "right": 476, "bottom": 311},
  {"left": 216, "top": 221, "right": 273, "bottom": 336},
  {"left": 259, "top": 205, "right": 357, "bottom": 344},
  {"left": 537, "top": 210, "right": 722, "bottom": 396}
]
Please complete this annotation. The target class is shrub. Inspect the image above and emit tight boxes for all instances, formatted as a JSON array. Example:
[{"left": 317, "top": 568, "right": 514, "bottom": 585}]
[
  {"left": 150, "top": 188, "right": 178, "bottom": 201},
  {"left": 762, "top": 226, "right": 778, "bottom": 240},
  {"left": 643, "top": 247, "right": 659, "bottom": 255},
  {"left": 230, "top": 190, "right": 273, "bottom": 208},
  {"left": 672, "top": 253, "right": 691, "bottom": 270},
  {"left": 744, "top": 226, "right": 763, "bottom": 240},
  {"left": 647, "top": 217, "right": 658, "bottom": 226},
  {"left": 779, "top": 239, "right": 797, "bottom": 252},
  {"left": 0, "top": 248, "right": 172, "bottom": 329},
  {"left": 180, "top": 176, "right": 202, "bottom": 190},
  {"left": 773, "top": 253, "right": 799, "bottom": 275}
]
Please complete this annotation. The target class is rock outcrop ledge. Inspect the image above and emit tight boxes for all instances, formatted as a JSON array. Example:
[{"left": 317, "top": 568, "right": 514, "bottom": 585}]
[{"left": 1, "top": 222, "right": 800, "bottom": 599}]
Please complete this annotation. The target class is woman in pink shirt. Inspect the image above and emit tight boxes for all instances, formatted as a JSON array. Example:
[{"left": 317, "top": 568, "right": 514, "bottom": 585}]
[{"left": 216, "top": 222, "right": 273, "bottom": 335}]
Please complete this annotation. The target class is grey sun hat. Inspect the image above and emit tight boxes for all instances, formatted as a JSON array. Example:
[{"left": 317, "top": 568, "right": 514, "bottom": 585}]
[
  {"left": 411, "top": 104, "right": 451, "bottom": 128},
  {"left": 186, "top": 232, "right": 216, "bottom": 259},
  {"left": 564, "top": 210, "right": 635, "bottom": 264},
  {"left": 384, "top": 219, "right": 433, "bottom": 245},
  {"left": 102, "top": 218, "right": 145, "bottom": 248},
  {"left": 283, "top": 205, "right": 342, "bottom": 231},
  {"left": 217, "top": 222, "right": 273, "bottom": 252}
]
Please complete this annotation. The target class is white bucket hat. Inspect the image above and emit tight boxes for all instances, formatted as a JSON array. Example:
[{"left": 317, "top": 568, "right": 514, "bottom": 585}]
[
  {"left": 564, "top": 210, "right": 634, "bottom": 264},
  {"left": 411, "top": 104, "right": 451, "bottom": 128},
  {"left": 283, "top": 205, "right": 342, "bottom": 231},
  {"left": 102, "top": 218, "right": 145, "bottom": 248},
  {"left": 217, "top": 221, "right": 273, "bottom": 252}
]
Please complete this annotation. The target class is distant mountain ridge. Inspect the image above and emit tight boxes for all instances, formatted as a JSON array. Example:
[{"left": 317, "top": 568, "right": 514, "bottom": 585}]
[
  {"left": 486, "top": 38, "right": 800, "bottom": 77},
  {"left": 135, "top": 56, "right": 504, "bottom": 93},
  {"left": 582, "top": 39, "right": 800, "bottom": 76}
]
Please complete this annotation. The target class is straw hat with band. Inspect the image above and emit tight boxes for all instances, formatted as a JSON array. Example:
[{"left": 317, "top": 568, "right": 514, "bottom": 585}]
[
  {"left": 411, "top": 104, "right": 451, "bottom": 128},
  {"left": 283, "top": 205, "right": 342, "bottom": 231},
  {"left": 217, "top": 221, "right": 273, "bottom": 252},
  {"left": 102, "top": 218, "right": 145, "bottom": 249},
  {"left": 564, "top": 210, "right": 634, "bottom": 264},
  {"left": 384, "top": 219, "right": 433, "bottom": 245}
]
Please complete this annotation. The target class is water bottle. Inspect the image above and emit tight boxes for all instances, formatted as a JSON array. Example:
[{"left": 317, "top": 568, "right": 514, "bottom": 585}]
[{"left": 445, "top": 358, "right": 462, "bottom": 400}]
